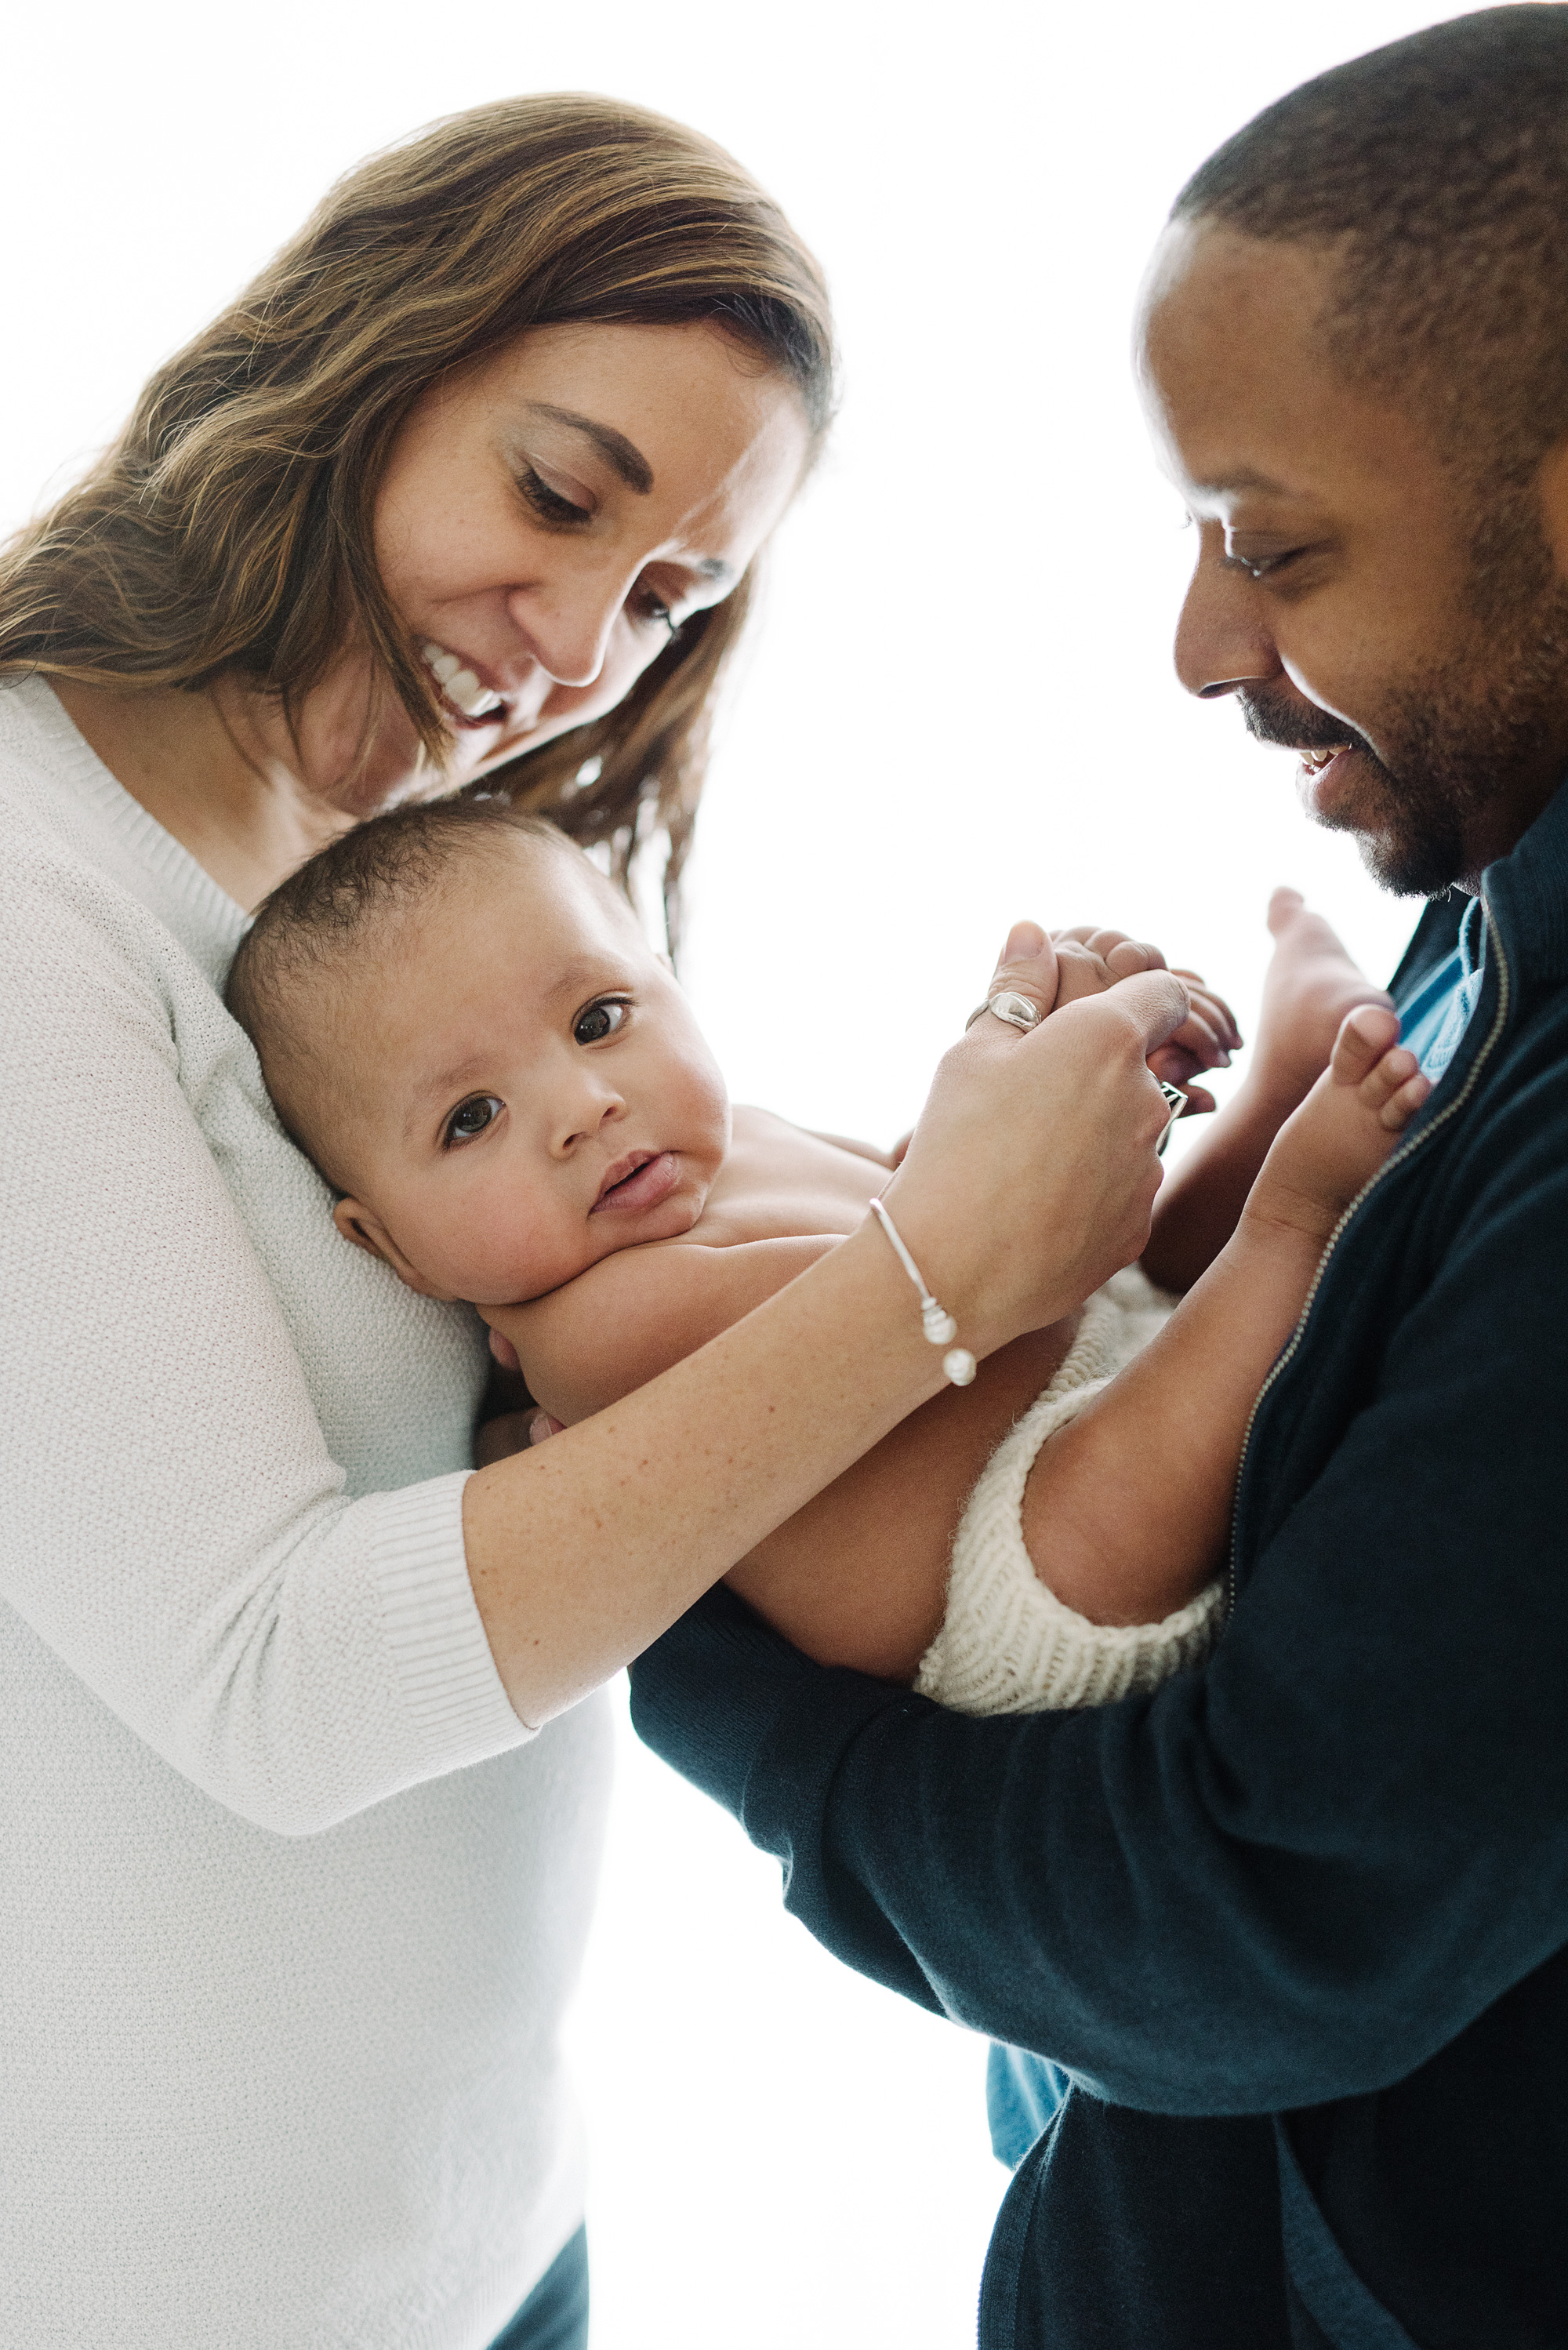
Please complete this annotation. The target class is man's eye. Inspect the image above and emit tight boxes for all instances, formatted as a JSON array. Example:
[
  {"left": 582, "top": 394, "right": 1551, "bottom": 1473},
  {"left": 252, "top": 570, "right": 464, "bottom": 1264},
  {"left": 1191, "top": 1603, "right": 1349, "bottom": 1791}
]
[
  {"left": 573, "top": 999, "right": 630, "bottom": 1045},
  {"left": 1225, "top": 547, "right": 1305, "bottom": 581},
  {"left": 445, "top": 1095, "right": 503, "bottom": 1146}
]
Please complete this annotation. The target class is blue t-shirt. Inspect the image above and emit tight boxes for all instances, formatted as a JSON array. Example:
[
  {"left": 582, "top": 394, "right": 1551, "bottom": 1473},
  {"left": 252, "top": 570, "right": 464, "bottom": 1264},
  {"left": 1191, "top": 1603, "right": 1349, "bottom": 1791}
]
[
  {"left": 988, "top": 899, "right": 1491, "bottom": 2171},
  {"left": 1397, "top": 895, "right": 1486, "bottom": 1084}
]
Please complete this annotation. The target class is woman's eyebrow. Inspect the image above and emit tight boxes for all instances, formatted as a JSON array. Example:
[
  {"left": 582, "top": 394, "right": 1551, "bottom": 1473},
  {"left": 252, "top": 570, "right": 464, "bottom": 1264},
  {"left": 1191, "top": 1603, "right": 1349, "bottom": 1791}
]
[{"left": 524, "top": 402, "right": 654, "bottom": 494}]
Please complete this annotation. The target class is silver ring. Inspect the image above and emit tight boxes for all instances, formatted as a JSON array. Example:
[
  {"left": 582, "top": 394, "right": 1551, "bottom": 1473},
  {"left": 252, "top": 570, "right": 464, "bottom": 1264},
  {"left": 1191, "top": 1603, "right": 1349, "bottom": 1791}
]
[
  {"left": 1156, "top": 1080, "right": 1185, "bottom": 1157},
  {"left": 965, "top": 990, "right": 1043, "bottom": 1033}
]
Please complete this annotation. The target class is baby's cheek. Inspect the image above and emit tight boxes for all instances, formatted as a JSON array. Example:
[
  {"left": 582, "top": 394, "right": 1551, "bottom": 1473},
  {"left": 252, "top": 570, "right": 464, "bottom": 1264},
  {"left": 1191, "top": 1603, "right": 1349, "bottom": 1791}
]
[{"left": 438, "top": 1198, "right": 595, "bottom": 1311}]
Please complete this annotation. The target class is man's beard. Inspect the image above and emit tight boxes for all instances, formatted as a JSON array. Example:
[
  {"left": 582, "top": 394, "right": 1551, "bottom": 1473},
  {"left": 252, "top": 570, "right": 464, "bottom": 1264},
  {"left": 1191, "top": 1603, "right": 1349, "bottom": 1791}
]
[{"left": 1238, "top": 495, "right": 1568, "bottom": 896}]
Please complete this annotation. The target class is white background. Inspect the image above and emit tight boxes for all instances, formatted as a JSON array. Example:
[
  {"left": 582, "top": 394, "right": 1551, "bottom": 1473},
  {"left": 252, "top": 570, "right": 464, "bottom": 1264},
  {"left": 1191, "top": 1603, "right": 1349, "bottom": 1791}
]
[{"left": 2, "top": 2, "right": 1479, "bottom": 2341}]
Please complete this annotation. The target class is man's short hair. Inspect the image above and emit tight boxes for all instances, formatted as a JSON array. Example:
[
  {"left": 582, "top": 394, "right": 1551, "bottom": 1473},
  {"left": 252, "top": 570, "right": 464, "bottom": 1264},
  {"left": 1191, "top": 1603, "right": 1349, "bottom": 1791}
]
[{"left": 1174, "top": 6, "right": 1568, "bottom": 478}]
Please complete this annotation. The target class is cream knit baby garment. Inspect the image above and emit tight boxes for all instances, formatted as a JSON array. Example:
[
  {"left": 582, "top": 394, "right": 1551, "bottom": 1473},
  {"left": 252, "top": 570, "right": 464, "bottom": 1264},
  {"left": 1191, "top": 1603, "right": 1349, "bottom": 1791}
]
[{"left": 916, "top": 1269, "right": 1224, "bottom": 1715}]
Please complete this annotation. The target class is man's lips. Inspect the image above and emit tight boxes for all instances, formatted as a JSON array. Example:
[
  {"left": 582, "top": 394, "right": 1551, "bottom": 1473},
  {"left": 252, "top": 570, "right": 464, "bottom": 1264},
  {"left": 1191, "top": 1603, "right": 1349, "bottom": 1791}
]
[
  {"left": 1295, "top": 742, "right": 1360, "bottom": 813},
  {"left": 590, "top": 1150, "right": 680, "bottom": 1215}
]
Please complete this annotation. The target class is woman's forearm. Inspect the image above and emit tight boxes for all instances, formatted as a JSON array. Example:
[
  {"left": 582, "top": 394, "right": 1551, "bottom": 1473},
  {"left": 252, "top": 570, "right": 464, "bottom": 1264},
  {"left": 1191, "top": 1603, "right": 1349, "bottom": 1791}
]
[
  {"left": 466, "top": 949, "right": 1193, "bottom": 1723},
  {"left": 464, "top": 1217, "right": 946, "bottom": 1723},
  {"left": 1021, "top": 1213, "right": 1326, "bottom": 1625}
]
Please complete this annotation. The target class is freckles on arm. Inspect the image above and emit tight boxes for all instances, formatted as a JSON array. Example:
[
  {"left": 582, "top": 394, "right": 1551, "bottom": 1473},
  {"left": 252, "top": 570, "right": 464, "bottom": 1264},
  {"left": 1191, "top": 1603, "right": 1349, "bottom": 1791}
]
[{"left": 494, "top": 1233, "right": 846, "bottom": 1426}]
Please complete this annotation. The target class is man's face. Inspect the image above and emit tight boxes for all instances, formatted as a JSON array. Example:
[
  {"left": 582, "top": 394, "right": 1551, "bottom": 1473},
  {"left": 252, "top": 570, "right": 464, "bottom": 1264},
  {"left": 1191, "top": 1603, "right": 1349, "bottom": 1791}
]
[{"left": 1137, "top": 219, "right": 1568, "bottom": 894}]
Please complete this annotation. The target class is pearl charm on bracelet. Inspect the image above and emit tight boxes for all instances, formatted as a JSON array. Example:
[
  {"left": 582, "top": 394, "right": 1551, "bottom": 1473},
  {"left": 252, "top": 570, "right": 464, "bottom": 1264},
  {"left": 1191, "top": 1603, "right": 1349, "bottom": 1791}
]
[{"left": 869, "top": 1196, "right": 978, "bottom": 1388}]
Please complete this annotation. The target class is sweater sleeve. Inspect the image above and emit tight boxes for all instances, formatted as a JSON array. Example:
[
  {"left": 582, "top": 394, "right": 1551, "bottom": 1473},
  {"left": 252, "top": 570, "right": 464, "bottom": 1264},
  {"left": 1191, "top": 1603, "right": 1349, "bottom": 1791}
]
[
  {"left": 915, "top": 1277, "right": 1221, "bottom": 1715},
  {"left": 630, "top": 1106, "right": 1568, "bottom": 2116},
  {"left": 0, "top": 826, "right": 529, "bottom": 1836}
]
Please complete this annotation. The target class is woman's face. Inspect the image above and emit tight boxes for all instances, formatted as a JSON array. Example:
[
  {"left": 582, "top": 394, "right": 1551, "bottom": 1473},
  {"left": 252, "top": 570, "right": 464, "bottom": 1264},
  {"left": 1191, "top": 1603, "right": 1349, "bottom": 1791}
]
[{"left": 284, "top": 320, "right": 811, "bottom": 812}]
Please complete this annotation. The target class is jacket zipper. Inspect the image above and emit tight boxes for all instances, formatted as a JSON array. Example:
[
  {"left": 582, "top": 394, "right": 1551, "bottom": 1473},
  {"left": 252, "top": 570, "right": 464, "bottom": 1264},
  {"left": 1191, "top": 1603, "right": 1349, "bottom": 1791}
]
[{"left": 1223, "top": 885, "right": 1513, "bottom": 1621}]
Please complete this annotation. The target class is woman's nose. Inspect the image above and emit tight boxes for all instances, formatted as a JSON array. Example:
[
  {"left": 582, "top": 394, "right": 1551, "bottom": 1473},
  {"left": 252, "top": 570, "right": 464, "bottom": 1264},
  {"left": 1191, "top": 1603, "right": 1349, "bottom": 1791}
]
[
  {"left": 509, "top": 576, "right": 622, "bottom": 691},
  {"left": 1173, "top": 536, "right": 1283, "bottom": 701}
]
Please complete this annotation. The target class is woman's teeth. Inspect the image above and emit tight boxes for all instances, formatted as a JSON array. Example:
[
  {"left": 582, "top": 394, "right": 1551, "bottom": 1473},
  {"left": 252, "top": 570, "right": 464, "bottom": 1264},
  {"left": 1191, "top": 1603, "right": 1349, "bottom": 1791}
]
[{"left": 420, "top": 641, "right": 503, "bottom": 719}]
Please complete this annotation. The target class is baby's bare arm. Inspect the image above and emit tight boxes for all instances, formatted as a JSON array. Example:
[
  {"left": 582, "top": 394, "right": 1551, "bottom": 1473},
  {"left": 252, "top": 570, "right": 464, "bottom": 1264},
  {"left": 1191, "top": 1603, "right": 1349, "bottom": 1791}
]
[
  {"left": 1023, "top": 1009, "right": 1428, "bottom": 1625},
  {"left": 514, "top": 1234, "right": 844, "bottom": 1426}
]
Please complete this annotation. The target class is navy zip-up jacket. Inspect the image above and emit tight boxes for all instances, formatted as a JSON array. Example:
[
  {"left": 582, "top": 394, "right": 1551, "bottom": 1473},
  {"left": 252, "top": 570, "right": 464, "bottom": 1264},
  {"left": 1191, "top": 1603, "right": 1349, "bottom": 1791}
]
[{"left": 630, "top": 778, "right": 1568, "bottom": 2349}]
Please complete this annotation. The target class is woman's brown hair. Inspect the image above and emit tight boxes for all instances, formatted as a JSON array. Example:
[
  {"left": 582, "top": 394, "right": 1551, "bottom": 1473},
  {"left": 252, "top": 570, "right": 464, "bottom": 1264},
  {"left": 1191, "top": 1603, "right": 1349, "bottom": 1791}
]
[{"left": 0, "top": 94, "right": 835, "bottom": 945}]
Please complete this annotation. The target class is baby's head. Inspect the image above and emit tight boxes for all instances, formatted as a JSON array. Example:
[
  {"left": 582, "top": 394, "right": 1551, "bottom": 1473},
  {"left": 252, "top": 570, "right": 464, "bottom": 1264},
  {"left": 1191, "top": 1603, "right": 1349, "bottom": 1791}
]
[{"left": 227, "top": 801, "right": 730, "bottom": 1305}]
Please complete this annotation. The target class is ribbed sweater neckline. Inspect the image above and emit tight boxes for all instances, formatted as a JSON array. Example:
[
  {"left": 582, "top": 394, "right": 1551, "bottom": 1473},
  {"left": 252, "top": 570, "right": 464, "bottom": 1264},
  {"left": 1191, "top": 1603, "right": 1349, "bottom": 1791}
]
[{"left": 2, "top": 673, "right": 249, "bottom": 974}]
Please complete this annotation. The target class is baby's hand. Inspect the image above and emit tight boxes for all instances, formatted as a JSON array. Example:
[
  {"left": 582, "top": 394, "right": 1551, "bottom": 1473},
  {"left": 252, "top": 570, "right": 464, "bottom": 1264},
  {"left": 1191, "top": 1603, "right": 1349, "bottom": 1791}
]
[
  {"left": 1251, "top": 888, "right": 1395, "bottom": 1111},
  {"left": 1050, "top": 924, "right": 1241, "bottom": 1112},
  {"left": 1250, "top": 1005, "right": 1430, "bottom": 1243}
]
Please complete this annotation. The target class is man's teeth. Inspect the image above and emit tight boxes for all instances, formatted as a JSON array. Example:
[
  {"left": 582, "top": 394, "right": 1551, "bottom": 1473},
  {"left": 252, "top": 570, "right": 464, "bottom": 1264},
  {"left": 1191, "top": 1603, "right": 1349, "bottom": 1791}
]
[
  {"left": 420, "top": 641, "right": 503, "bottom": 719},
  {"left": 1300, "top": 746, "right": 1350, "bottom": 773}
]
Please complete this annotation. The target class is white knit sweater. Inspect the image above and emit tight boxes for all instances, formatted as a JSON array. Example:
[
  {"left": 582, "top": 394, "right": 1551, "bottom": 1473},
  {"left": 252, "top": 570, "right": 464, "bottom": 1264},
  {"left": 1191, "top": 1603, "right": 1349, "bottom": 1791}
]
[{"left": 0, "top": 679, "right": 612, "bottom": 2350}]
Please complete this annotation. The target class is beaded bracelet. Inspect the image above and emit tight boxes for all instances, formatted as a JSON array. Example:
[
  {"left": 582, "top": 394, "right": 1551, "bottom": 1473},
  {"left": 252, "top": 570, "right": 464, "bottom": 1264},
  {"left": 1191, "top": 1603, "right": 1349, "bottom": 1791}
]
[{"left": 867, "top": 1195, "right": 977, "bottom": 1386}]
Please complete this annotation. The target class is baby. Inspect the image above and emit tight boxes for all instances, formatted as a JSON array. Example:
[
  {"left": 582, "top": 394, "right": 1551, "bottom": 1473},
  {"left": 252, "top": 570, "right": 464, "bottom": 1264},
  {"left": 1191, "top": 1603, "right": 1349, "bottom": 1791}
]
[{"left": 227, "top": 799, "right": 1428, "bottom": 1705}]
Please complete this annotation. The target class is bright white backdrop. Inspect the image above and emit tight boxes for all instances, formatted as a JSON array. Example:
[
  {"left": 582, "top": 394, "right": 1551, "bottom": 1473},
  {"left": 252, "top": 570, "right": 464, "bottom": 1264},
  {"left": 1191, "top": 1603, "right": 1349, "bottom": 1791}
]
[{"left": 2, "top": 2, "right": 1481, "bottom": 2341}]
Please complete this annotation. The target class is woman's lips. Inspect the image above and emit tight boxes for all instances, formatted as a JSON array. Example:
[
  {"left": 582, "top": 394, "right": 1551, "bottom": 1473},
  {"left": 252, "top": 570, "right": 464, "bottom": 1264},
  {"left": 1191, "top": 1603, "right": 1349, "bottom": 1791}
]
[{"left": 591, "top": 1150, "right": 680, "bottom": 1215}]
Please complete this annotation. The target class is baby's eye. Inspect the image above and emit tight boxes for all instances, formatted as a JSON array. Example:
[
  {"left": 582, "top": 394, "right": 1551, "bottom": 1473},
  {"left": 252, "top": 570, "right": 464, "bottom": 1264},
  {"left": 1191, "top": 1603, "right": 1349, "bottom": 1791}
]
[
  {"left": 444, "top": 1095, "right": 503, "bottom": 1147},
  {"left": 573, "top": 998, "right": 630, "bottom": 1046}
]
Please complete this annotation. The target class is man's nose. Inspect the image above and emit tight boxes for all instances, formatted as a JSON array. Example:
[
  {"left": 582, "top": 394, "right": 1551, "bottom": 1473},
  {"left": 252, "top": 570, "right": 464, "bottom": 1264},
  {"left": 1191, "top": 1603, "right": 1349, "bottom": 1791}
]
[{"left": 1173, "top": 536, "right": 1282, "bottom": 701}]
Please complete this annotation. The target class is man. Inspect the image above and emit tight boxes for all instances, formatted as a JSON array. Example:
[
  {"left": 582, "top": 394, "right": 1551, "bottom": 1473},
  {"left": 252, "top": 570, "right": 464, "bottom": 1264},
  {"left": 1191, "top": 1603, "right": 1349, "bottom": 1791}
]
[{"left": 630, "top": 12, "right": 1568, "bottom": 2345}]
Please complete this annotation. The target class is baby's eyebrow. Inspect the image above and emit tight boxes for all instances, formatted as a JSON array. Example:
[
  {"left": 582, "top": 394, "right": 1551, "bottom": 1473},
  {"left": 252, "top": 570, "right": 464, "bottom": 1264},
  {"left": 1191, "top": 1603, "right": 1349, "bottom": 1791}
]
[{"left": 403, "top": 1052, "right": 493, "bottom": 1145}]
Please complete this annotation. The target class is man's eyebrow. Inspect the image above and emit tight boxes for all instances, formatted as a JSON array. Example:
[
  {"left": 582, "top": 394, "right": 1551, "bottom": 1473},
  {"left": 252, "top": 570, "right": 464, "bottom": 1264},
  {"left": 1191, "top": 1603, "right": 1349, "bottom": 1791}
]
[
  {"left": 524, "top": 402, "right": 654, "bottom": 494},
  {"left": 1190, "top": 465, "right": 1294, "bottom": 497}
]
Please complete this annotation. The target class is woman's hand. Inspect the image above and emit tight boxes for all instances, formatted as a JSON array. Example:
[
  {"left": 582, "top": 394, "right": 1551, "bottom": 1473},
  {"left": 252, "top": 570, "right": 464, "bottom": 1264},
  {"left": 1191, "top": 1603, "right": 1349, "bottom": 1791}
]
[
  {"left": 883, "top": 921, "right": 1191, "bottom": 1352},
  {"left": 1049, "top": 923, "right": 1241, "bottom": 1114}
]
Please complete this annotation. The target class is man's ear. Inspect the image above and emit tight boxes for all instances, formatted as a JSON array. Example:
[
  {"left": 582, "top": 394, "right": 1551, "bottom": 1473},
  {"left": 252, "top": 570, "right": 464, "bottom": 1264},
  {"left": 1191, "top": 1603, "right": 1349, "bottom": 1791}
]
[
  {"left": 1538, "top": 436, "right": 1568, "bottom": 579},
  {"left": 331, "top": 1197, "right": 452, "bottom": 1299}
]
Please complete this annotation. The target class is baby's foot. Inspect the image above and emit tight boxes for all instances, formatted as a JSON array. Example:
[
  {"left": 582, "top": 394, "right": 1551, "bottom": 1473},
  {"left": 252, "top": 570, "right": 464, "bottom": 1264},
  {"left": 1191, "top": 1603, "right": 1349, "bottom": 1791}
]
[
  {"left": 1253, "top": 888, "right": 1396, "bottom": 1109},
  {"left": 1254, "top": 1005, "right": 1431, "bottom": 1238}
]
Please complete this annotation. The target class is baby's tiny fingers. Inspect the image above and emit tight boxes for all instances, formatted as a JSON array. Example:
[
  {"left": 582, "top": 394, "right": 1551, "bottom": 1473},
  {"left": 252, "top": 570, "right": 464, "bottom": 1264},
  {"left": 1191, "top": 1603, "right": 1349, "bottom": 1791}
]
[{"left": 1177, "top": 974, "right": 1243, "bottom": 1047}]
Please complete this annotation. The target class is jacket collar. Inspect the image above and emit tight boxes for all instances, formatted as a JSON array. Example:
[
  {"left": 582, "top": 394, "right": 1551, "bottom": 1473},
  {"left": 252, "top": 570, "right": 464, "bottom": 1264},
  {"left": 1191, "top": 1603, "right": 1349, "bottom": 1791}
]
[{"left": 1484, "top": 774, "right": 1568, "bottom": 986}]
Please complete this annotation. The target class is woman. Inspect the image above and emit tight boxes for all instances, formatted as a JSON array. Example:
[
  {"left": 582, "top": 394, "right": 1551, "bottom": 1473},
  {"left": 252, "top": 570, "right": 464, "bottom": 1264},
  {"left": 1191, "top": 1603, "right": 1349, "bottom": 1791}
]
[{"left": 0, "top": 94, "right": 1185, "bottom": 2348}]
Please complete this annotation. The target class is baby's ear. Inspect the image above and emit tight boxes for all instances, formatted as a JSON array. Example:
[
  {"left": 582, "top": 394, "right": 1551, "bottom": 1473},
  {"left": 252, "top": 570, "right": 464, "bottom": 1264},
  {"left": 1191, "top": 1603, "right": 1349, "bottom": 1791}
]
[{"left": 332, "top": 1197, "right": 452, "bottom": 1300}]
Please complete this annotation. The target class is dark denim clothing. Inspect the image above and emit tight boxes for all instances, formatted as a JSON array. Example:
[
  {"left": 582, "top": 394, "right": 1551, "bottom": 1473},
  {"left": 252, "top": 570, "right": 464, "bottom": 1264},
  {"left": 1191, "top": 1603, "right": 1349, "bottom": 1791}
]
[
  {"left": 630, "top": 779, "right": 1568, "bottom": 2348},
  {"left": 487, "top": 2228, "right": 589, "bottom": 2350}
]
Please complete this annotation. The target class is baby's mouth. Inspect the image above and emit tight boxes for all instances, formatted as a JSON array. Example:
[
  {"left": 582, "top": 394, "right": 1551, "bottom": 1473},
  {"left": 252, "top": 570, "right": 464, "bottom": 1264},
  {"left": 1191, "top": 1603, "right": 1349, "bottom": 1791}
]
[
  {"left": 591, "top": 1150, "right": 680, "bottom": 1215},
  {"left": 419, "top": 639, "right": 506, "bottom": 728}
]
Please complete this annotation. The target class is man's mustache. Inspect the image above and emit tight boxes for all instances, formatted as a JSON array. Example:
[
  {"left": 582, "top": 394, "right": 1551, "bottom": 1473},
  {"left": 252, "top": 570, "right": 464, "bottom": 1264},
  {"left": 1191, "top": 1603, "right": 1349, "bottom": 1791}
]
[{"left": 1236, "top": 687, "right": 1376, "bottom": 761}]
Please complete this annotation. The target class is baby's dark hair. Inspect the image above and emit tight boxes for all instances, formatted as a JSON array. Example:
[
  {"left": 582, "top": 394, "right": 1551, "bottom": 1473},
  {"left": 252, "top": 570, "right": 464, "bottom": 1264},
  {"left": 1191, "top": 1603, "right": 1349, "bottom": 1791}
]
[{"left": 227, "top": 795, "right": 591, "bottom": 1180}]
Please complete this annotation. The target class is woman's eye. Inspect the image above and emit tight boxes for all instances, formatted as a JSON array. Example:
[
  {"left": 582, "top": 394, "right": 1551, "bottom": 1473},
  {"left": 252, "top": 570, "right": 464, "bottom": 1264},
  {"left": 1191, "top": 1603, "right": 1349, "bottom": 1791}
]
[
  {"left": 444, "top": 1095, "right": 503, "bottom": 1146},
  {"left": 517, "top": 466, "right": 592, "bottom": 527},
  {"left": 573, "top": 999, "right": 630, "bottom": 1046}
]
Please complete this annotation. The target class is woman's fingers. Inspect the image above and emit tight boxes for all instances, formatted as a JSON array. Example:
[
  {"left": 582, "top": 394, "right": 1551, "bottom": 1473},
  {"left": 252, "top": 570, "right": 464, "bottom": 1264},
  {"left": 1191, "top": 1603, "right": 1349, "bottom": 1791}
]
[{"left": 982, "top": 920, "right": 1059, "bottom": 1022}]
